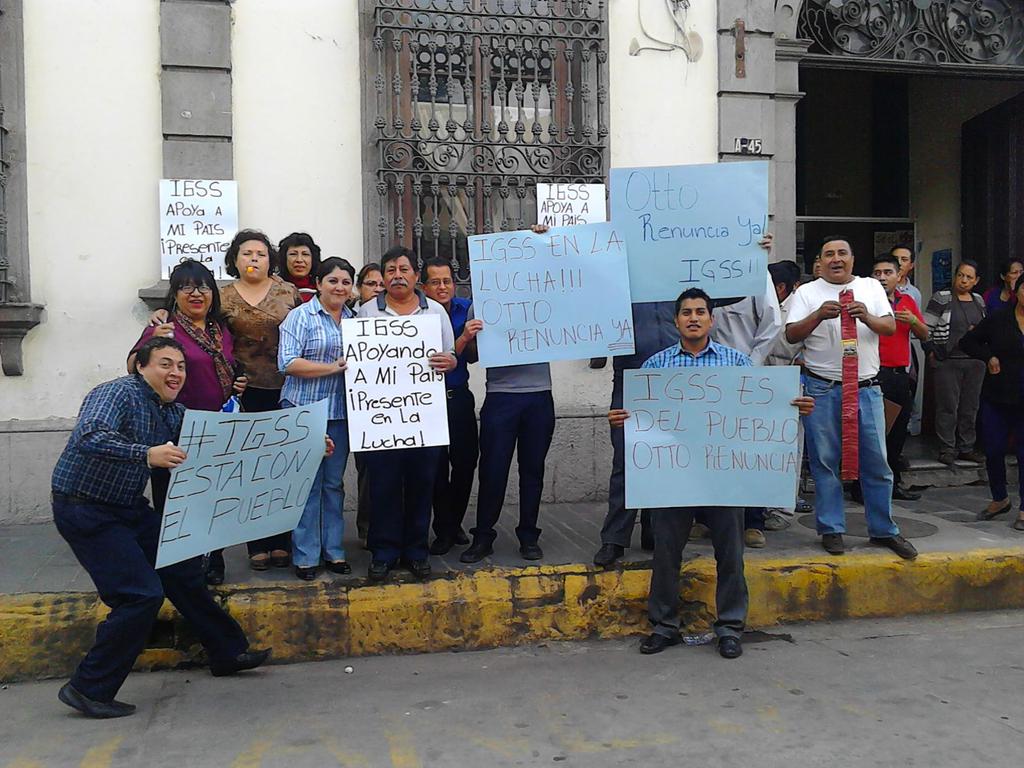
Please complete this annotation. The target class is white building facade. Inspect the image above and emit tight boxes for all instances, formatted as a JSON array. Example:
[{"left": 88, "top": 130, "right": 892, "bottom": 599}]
[{"left": 3, "top": 0, "right": 1024, "bottom": 522}]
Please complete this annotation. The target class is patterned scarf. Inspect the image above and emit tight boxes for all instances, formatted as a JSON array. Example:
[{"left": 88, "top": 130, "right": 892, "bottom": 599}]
[
  {"left": 839, "top": 289, "right": 859, "bottom": 480},
  {"left": 174, "top": 310, "right": 235, "bottom": 402}
]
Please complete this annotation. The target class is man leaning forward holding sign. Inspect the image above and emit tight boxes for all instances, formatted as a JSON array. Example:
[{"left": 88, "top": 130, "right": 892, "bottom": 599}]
[
  {"left": 609, "top": 289, "right": 815, "bottom": 659},
  {"left": 50, "top": 338, "right": 272, "bottom": 718}
]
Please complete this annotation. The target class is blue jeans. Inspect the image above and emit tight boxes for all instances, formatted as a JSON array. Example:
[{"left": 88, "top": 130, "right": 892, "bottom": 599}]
[
  {"left": 801, "top": 376, "right": 899, "bottom": 538},
  {"left": 292, "top": 418, "right": 350, "bottom": 568}
]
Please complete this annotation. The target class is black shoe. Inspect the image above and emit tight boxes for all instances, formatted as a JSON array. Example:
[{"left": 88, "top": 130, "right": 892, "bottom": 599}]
[
  {"left": 58, "top": 683, "right": 136, "bottom": 719},
  {"left": 822, "top": 533, "right": 845, "bottom": 555},
  {"left": 325, "top": 561, "right": 351, "bottom": 575},
  {"left": 209, "top": 648, "right": 272, "bottom": 677},
  {"left": 869, "top": 535, "right": 918, "bottom": 560},
  {"left": 368, "top": 560, "right": 391, "bottom": 582},
  {"left": 459, "top": 541, "right": 494, "bottom": 564},
  {"left": 204, "top": 552, "right": 225, "bottom": 586},
  {"left": 294, "top": 566, "right": 318, "bottom": 581},
  {"left": 455, "top": 528, "right": 470, "bottom": 546},
  {"left": 429, "top": 536, "right": 456, "bottom": 556},
  {"left": 519, "top": 542, "right": 543, "bottom": 561},
  {"left": 718, "top": 636, "right": 743, "bottom": 659},
  {"left": 402, "top": 558, "right": 432, "bottom": 580},
  {"left": 639, "top": 632, "right": 680, "bottom": 655},
  {"left": 957, "top": 449, "right": 985, "bottom": 464},
  {"left": 892, "top": 484, "right": 922, "bottom": 501},
  {"left": 640, "top": 529, "right": 655, "bottom": 552},
  {"left": 593, "top": 543, "right": 624, "bottom": 568}
]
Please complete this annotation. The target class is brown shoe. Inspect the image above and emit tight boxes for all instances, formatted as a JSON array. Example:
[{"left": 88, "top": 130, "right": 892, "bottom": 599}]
[
  {"left": 249, "top": 553, "right": 271, "bottom": 571},
  {"left": 978, "top": 499, "right": 1011, "bottom": 521}
]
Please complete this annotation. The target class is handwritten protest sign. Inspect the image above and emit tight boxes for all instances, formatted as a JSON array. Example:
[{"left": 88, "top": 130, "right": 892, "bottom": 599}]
[
  {"left": 342, "top": 315, "right": 450, "bottom": 451},
  {"left": 609, "top": 161, "right": 769, "bottom": 300},
  {"left": 159, "top": 179, "right": 239, "bottom": 279},
  {"left": 155, "top": 399, "right": 328, "bottom": 568},
  {"left": 536, "top": 183, "right": 607, "bottom": 227},
  {"left": 623, "top": 366, "right": 801, "bottom": 509},
  {"left": 467, "top": 223, "right": 635, "bottom": 367}
]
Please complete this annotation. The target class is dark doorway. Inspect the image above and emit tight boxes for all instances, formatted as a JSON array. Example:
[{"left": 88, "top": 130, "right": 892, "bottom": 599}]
[{"left": 962, "top": 92, "right": 1024, "bottom": 291}]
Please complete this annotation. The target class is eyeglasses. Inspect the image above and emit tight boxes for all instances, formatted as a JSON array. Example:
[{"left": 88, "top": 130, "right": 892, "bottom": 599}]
[
  {"left": 362, "top": 280, "right": 384, "bottom": 288},
  {"left": 178, "top": 284, "right": 213, "bottom": 296},
  {"left": 426, "top": 278, "right": 453, "bottom": 288}
]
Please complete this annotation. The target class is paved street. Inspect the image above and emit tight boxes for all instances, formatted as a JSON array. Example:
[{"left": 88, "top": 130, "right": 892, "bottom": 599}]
[{"left": 2, "top": 610, "right": 1022, "bottom": 767}]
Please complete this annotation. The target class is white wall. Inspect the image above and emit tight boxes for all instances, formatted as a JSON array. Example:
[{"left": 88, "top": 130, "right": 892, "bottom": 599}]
[
  {"left": 231, "top": 0, "right": 364, "bottom": 263},
  {"left": 909, "top": 77, "right": 1024, "bottom": 299},
  {"left": 545, "top": 0, "right": 720, "bottom": 412},
  {"left": 1, "top": 0, "right": 162, "bottom": 421}
]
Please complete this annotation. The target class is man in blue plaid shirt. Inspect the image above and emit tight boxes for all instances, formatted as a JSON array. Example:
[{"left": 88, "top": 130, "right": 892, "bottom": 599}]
[
  {"left": 609, "top": 288, "right": 814, "bottom": 660},
  {"left": 51, "top": 337, "right": 269, "bottom": 719}
]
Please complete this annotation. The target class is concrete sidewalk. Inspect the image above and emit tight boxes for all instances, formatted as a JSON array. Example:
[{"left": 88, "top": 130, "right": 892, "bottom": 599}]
[{"left": 2, "top": 481, "right": 1023, "bottom": 682}]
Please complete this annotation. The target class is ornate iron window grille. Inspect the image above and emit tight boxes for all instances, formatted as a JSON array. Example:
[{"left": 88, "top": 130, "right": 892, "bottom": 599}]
[
  {"left": 798, "top": 0, "right": 1024, "bottom": 66},
  {"left": 369, "top": 0, "right": 609, "bottom": 283}
]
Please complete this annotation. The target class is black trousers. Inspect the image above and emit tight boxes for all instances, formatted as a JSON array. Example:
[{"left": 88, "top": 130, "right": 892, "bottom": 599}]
[
  {"left": 600, "top": 368, "right": 651, "bottom": 547},
  {"left": 53, "top": 494, "right": 248, "bottom": 702},
  {"left": 648, "top": 507, "right": 747, "bottom": 640},
  {"left": 240, "top": 387, "right": 292, "bottom": 556},
  {"left": 878, "top": 366, "right": 913, "bottom": 486},
  {"left": 472, "top": 390, "right": 556, "bottom": 546},
  {"left": 365, "top": 447, "right": 442, "bottom": 563},
  {"left": 432, "top": 386, "right": 479, "bottom": 539}
]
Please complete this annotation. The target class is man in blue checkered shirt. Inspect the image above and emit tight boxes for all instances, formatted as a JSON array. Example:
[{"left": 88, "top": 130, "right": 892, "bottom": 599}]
[
  {"left": 609, "top": 288, "right": 814, "bottom": 660},
  {"left": 51, "top": 337, "right": 268, "bottom": 719}
]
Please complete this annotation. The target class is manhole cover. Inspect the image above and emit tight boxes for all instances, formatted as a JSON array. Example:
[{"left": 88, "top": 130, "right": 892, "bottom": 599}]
[{"left": 797, "top": 514, "right": 938, "bottom": 539}]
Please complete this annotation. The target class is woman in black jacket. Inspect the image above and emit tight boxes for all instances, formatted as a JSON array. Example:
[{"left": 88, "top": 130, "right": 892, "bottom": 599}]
[{"left": 960, "top": 272, "right": 1024, "bottom": 530}]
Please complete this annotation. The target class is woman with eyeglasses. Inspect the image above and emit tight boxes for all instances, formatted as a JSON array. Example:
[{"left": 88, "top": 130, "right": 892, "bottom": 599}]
[
  {"left": 150, "top": 231, "right": 301, "bottom": 581},
  {"left": 129, "top": 260, "right": 250, "bottom": 585},
  {"left": 354, "top": 262, "right": 385, "bottom": 310}
]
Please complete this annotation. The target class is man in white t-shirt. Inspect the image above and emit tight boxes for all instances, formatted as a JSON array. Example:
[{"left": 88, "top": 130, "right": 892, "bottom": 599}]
[{"left": 785, "top": 237, "right": 918, "bottom": 560}]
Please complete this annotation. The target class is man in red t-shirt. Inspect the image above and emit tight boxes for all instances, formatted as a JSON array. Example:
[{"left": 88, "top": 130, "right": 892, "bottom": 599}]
[{"left": 872, "top": 253, "right": 929, "bottom": 500}]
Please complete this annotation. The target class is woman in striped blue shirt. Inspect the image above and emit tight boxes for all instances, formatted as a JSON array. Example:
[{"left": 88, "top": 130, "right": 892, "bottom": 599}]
[{"left": 278, "top": 257, "right": 357, "bottom": 580}]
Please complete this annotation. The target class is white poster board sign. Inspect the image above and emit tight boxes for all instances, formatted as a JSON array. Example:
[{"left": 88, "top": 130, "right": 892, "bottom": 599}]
[
  {"left": 342, "top": 315, "right": 450, "bottom": 452},
  {"left": 155, "top": 400, "right": 329, "bottom": 568},
  {"left": 536, "top": 183, "right": 607, "bottom": 227},
  {"left": 159, "top": 179, "right": 239, "bottom": 279}
]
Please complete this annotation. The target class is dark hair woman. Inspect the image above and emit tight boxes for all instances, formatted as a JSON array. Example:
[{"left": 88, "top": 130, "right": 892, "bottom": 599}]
[
  {"left": 152, "top": 231, "right": 301, "bottom": 578},
  {"left": 129, "top": 260, "right": 248, "bottom": 585},
  {"left": 278, "top": 232, "right": 322, "bottom": 304},
  {"left": 960, "top": 272, "right": 1024, "bottom": 531},
  {"left": 983, "top": 258, "right": 1023, "bottom": 314},
  {"left": 278, "top": 257, "right": 357, "bottom": 580}
]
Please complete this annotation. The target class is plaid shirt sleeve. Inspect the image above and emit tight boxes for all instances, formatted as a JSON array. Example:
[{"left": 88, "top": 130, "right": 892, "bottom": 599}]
[{"left": 73, "top": 382, "right": 150, "bottom": 464}]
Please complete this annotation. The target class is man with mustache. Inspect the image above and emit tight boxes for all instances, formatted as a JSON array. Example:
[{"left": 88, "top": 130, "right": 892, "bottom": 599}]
[
  {"left": 51, "top": 337, "right": 269, "bottom": 719},
  {"left": 785, "top": 237, "right": 918, "bottom": 560},
  {"left": 357, "top": 247, "right": 458, "bottom": 582}
]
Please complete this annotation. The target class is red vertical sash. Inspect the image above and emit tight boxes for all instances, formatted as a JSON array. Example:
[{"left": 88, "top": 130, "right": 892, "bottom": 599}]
[{"left": 839, "top": 289, "right": 859, "bottom": 480}]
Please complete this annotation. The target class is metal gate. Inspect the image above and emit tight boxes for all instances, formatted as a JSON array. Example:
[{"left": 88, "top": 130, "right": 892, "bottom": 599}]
[{"left": 368, "top": 0, "right": 609, "bottom": 283}]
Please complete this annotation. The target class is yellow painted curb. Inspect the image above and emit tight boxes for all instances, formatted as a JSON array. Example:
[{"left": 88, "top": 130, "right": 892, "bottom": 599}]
[{"left": 2, "top": 547, "right": 1022, "bottom": 682}]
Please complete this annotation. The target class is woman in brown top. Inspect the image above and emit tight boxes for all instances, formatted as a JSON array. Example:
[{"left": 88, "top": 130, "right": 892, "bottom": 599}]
[{"left": 219, "top": 229, "right": 301, "bottom": 571}]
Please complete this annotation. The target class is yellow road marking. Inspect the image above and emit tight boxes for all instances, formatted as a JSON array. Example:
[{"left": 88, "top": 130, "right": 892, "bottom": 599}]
[
  {"left": 79, "top": 737, "right": 123, "bottom": 768},
  {"left": 230, "top": 739, "right": 274, "bottom": 768},
  {"left": 386, "top": 730, "right": 421, "bottom": 768}
]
